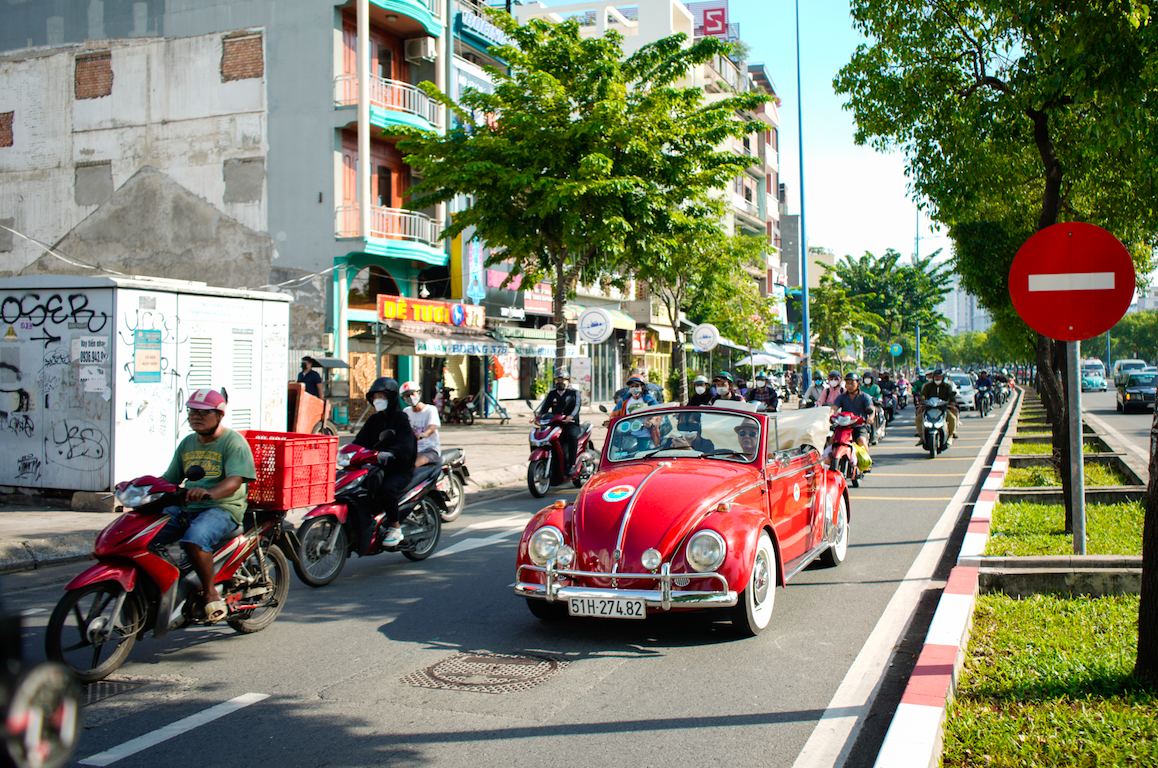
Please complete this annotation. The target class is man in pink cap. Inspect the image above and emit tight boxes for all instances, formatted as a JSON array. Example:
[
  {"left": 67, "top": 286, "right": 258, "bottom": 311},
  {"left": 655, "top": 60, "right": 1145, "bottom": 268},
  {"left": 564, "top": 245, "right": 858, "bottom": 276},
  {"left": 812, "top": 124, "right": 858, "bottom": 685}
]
[{"left": 155, "top": 388, "right": 256, "bottom": 623}]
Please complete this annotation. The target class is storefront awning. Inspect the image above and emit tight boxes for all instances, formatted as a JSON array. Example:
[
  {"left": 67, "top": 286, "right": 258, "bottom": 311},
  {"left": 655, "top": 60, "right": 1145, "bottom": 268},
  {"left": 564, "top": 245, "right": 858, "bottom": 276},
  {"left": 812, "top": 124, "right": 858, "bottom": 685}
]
[
  {"left": 563, "top": 303, "right": 636, "bottom": 330},
  {"left": 647, "top": 324, "right": 677, "bottom": 343}
]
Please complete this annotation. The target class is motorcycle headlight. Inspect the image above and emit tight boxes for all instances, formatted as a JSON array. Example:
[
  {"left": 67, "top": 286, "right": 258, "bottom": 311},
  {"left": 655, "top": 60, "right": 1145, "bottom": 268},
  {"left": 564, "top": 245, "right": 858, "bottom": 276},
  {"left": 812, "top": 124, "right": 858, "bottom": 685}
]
[
  {"left": 336, "top": 451, "right": 352, "bottom": 469},
  {"left": 686, "top": 530, "right": 726, "bottom": 573},
  {"left": 529, "top": 526, "right": 564, "bottom": 565},
  {"left": 115, "top": 485, "right": 159, "bottom": 508}
]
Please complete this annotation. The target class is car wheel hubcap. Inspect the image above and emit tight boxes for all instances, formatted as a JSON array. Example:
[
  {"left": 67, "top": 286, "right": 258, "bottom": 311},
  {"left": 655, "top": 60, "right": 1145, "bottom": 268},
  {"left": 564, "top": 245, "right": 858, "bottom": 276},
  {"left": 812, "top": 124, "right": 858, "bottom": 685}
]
[{"left": 752, "top": 551, "right": 770, "bottom": 605}]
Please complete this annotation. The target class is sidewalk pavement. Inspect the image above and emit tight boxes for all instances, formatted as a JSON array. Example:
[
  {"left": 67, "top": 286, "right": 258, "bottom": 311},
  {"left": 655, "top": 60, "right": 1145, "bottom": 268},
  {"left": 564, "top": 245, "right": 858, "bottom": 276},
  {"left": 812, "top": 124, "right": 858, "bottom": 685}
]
[{"left": 0, "top": 399, "right": 613, "bottom": 574}]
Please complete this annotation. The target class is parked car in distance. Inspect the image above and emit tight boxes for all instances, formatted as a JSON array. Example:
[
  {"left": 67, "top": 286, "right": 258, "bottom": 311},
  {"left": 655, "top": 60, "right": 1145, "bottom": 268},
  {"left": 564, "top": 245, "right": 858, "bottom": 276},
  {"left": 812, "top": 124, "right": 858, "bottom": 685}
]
[
  {"left": 514, "top": 404, "right": 849, "bottom": 636},
  {"left": 948, "top": 371, "right": 976, "bottom": 411},
  {"left": 1117, "top": 371, "right": 1157, "bottom": 413},
  {"left": 1113, "top": 359, "right": 1147, "bottom": 386}
]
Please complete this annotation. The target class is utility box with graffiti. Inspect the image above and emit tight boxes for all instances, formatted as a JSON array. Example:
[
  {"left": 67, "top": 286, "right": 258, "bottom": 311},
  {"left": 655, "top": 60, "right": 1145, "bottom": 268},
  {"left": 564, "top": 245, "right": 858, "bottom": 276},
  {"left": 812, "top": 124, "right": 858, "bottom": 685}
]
[{"left": 0, "top": 275, "right": 291, "bottom": 493}]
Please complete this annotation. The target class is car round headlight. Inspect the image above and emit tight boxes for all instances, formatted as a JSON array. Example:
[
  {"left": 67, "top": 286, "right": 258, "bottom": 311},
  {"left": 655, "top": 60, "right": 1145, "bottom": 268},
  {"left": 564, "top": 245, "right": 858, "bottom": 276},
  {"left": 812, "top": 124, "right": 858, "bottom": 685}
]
[
  {"left": 529, "top": 526, "right": 564, "bottom": 565},
  {"left": 686, "top": 530, "right": 726, "bottom": 572},
  {"left": 640, "top": 548, "right": 662, "bottom": 571},
  {"left": 556, "top": 545, "right": 575, "bottom": 567}
]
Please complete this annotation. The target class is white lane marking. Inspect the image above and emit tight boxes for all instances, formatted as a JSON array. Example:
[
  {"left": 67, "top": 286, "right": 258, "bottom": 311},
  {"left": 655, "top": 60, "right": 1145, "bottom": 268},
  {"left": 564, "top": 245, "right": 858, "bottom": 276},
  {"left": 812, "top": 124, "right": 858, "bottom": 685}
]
[
  {"left": 78, "top": 693, "right": 269, "bottom": 766},
  {"left": 21, "top": 608, "right": 46, "bottom": 615},
  {"left": 432, "top": 529, "right": 522, "bottom": 558},
  {"left": 1028, "top": 272, "right": 1114, "bottom": 292},
  {"left": 451, "top": 514, "right": 531, "bottom": 537},
  {"left": 791, "top": 388, "right": 1015, "bottom": 768},
  {"left": 463, "top": 489, "right": 527, "bottom": 510},
  {"left": 1082, "top": 409, "right": 1150, "bottom": 469}
]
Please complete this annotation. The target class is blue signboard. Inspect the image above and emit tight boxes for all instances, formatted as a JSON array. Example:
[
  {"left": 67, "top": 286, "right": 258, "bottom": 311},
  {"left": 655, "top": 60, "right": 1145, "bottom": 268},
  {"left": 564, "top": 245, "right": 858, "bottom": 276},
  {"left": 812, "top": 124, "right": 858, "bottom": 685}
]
[{"left": 134, "top": 330, "right": 162, "bottom": 383}]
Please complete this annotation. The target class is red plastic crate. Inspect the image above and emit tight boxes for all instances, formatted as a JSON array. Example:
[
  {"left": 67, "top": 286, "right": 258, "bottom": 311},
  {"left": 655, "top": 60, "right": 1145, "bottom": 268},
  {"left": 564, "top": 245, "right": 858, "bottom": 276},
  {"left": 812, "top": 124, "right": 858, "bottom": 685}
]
[{"left": 240, "top": 430, "right": 338, "bottom": 509}]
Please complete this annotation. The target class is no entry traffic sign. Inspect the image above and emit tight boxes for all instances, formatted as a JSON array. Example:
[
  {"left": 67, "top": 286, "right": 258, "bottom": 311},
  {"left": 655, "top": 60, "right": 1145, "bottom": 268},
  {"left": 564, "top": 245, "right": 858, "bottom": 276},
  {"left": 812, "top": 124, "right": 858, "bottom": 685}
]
[{"left": 1008, "top": 222, "right": 1135, "bottom": 341}]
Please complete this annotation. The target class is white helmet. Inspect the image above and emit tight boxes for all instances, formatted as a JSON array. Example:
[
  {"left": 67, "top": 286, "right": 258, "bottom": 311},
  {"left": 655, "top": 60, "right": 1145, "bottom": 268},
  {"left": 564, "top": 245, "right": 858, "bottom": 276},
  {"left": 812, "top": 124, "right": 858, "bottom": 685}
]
[{"left": 400, "top": 380, "right": 421, "bottom": 397}]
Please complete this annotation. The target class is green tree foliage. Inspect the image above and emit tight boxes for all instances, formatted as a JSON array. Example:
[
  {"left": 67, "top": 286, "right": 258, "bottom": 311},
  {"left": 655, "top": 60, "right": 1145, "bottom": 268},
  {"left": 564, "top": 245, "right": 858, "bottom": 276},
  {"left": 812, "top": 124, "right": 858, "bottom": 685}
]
[
  {"left": 828, "top": 250, "right": 954, "bottom": 369},
  {"left": 1083, "top": 311, "right": 1158, "bottom": 364},
  {"left": 809, "top": 272, "right": 883, "bottom": 373},
  {"left": 399, "top": 15, "right": 767, "bottom": 365}
]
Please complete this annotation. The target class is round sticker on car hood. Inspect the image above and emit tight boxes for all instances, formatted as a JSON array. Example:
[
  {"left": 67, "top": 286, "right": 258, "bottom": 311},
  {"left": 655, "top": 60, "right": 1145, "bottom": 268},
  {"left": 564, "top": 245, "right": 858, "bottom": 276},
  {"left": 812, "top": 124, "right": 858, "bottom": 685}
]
[{"left": 602, "top": 484, "right": 636, "bottom": 502}]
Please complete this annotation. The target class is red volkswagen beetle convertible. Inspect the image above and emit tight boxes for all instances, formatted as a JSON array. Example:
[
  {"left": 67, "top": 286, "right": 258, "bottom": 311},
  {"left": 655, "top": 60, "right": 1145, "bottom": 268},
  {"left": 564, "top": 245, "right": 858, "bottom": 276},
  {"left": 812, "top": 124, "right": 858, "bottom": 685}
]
[{"left": 514, "top": 404, "right": 850, "bottom": 635}]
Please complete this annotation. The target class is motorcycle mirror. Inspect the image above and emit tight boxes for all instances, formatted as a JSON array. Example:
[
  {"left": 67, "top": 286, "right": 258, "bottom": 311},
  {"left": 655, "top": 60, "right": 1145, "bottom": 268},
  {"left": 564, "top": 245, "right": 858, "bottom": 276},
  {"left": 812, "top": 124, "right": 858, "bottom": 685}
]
[
  {"left": 599, "top": 405, "right": 608, "bottom": 413},
  {"left": 378, "top": 429, "right": 395, "bottom": 444},
  {"left": 525, "top": 400, "right": 534, "bottom": 410},
  {"left": 185, "top": 466, "right": 206, "bottom": 482}
]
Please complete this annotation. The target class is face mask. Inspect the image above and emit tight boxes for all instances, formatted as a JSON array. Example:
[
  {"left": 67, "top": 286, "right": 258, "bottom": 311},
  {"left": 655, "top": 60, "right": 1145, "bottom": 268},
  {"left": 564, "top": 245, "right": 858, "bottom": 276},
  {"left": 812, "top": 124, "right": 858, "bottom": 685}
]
[
  {"left": 629, "top": 387, "right": 642, "bottom": 397},
  {"left": 829, "top": 379, "right": 840, "bottom": 386},
  {"left": 405, "top": 394, "right": 419, "bottom": 407},
  {"left": 695, "top": 384, "right": 707, "bottom": 395},
  {"left": 555, "top": 381, "right": 566, "bottom": 391},
  {"left": 301, "top": 363, "right": 308, "bottom": 371},
  {"left": 373, "top": 398, "right": 389, "bottom": 413},
  {"left": 755, "top": 379, "right": 766, "bottom": 388}
]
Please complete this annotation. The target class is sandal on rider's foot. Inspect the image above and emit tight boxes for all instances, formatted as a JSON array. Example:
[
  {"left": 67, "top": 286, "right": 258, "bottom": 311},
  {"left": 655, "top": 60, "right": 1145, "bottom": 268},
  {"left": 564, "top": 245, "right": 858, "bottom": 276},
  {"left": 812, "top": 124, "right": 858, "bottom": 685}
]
[{"left": 204, "top": 600, "right": 227, "bottom": 623}]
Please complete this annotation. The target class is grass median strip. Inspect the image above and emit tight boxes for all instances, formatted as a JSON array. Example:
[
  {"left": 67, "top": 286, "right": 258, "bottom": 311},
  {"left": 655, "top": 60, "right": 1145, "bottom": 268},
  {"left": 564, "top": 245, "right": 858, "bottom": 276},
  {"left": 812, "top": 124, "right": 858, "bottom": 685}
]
[
  {"left": 1008, "top": 441, "right": 1101, "bottom": 455},
  {"left": 1003, "top": 464, "right": 1127, "bottom": 487},
  {"left": 983, "top": 500, "right": 1143, "bottom": 556},
  {"left": 942, "top": 594, "right": 1158, "bottom": 768}
]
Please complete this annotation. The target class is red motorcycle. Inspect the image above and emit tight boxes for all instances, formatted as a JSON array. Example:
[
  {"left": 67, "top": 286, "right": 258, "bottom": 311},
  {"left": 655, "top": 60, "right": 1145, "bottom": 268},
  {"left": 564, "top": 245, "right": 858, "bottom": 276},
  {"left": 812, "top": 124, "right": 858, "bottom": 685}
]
[
  {"left": 525, "top": 407, "right": 598, "bottom": 498},
  {"left": 45, "top": 468, "right": 294, "bottom": 683},
  {"left": 829, "top": 411, "right": 867, "bottom": 488},
  {"left": 291, "top": 442, "right": 444, "bottom": 587}
]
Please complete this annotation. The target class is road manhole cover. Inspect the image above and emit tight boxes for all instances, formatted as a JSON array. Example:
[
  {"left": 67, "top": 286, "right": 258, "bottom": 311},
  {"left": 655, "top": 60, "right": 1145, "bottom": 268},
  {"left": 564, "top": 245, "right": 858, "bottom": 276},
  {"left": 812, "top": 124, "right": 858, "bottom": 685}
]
[
  {"left": 82, "top": 680, "right": 146, "bottom": 707},
  {"left": 402, "top": 652, "right": 566, "bottom": 694}
]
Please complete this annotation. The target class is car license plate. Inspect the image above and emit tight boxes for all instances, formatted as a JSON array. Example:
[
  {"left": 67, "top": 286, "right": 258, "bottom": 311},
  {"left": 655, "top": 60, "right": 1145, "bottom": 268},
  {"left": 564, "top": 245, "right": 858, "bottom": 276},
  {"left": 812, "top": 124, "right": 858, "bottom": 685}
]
[{"left": 568, "top": 596, "right": 646, "bottom": 619}]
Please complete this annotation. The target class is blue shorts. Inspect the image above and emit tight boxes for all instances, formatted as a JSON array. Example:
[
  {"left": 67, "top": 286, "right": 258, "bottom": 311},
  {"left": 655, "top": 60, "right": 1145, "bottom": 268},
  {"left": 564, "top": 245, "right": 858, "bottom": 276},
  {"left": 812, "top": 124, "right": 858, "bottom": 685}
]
[{"left": 152, "top": 505, "right": 239, "bottom": 553}]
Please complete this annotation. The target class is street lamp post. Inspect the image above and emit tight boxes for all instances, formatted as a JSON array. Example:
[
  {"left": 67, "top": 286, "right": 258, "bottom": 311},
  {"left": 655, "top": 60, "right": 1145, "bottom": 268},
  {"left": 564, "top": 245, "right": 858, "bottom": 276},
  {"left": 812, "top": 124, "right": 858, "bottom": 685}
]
[{"left": 795, "top": 0, "right": 811, "bottom": 391}]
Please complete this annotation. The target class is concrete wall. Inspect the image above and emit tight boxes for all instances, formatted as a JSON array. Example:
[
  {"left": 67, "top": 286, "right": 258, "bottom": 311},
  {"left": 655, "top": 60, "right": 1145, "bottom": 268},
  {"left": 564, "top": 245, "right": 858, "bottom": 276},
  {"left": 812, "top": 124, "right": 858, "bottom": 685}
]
[{"left": 0, "top": 33, "right": 268, "bottom": 274}]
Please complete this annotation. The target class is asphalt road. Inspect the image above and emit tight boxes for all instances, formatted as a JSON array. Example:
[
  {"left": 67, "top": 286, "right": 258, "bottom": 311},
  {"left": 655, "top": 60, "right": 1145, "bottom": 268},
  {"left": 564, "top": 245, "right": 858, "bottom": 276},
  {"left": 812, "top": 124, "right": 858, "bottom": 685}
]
[
  {"left": 1082, "top": 389, "right": 1153, "bottom": 467},
  {"left": 3, "top": 399, "right": 1013, "bottom": 768}
]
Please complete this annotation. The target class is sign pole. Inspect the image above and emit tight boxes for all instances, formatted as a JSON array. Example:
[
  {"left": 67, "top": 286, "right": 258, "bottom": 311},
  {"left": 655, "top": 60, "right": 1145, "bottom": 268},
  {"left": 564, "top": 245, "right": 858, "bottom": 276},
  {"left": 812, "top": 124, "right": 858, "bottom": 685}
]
[{"left": 1066, "top": 340, "right": 1086, "bottom": 554}]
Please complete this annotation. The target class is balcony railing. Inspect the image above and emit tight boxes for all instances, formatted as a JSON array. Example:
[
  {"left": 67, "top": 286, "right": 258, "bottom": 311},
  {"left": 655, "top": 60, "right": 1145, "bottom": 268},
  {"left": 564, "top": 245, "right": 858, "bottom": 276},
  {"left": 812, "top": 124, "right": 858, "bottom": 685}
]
[
  {"left": 733, "top": 195, "right": 762, "bottom": 220},
  {"left": 334, "top": 74, "right": 444, "bottom": 129},
  {"left": 335, "top": 205, "right": 442, "bottom": 247}
]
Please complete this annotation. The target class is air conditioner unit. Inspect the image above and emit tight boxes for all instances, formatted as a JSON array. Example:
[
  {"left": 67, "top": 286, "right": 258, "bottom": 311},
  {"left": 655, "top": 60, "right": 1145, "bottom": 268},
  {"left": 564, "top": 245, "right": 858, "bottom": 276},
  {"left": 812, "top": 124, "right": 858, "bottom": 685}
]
[
  {"left": 404, "top": 36, "right": 437, "bottom": 64},
  {"left": 323, "top": 333, "right": 334, "bottom": 354}
]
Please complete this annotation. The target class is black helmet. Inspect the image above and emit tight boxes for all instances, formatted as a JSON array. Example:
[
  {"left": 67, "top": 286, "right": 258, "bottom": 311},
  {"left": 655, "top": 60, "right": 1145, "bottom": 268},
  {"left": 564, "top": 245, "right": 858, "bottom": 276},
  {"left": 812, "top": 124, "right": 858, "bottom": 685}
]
[{"left": 366, "top": 377, "right": 400, "bottom": 411}]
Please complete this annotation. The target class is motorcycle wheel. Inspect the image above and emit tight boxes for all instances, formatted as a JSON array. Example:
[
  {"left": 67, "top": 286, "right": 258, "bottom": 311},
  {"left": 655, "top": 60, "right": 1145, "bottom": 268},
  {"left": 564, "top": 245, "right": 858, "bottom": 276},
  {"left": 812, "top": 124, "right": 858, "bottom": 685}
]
[
  {"left": 228, "top": 544, "right": 290, "bottom": 634},
  {"left": 527, "top": 459, "right": 550, "bottom": 498},
  {"left": 928, "top": 434, "right": 939, "bottom": 459},
  {"left": 46, "top": 583, "right": 139, "bottom": 683},
  {"left": 402, "top": 498, "right": 442, "bottom": 561},
  {"left": 461, "top": 408, "right": 475, "bottom": 426},
  {"left": 572, "top": 450, "right": 597, "bottom": 488},
  {"left": 312, "top": 419, "right": 339, "bottom": 436},
  {"left": 293, "top": 516, "right": 349, "bottom": 587},
  {"left": 438, "top": 472, "right": 466, "bottom": 523},
  {"left": 981, "top": 400, "right": 989, "bottom": 417}
]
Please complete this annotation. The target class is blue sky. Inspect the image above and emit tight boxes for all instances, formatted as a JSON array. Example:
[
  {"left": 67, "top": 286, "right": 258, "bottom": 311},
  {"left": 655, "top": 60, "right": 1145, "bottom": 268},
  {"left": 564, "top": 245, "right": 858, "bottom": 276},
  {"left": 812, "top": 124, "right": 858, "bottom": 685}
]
[{"left": 731, "top": 0, "right": 954, "bottom": 265}]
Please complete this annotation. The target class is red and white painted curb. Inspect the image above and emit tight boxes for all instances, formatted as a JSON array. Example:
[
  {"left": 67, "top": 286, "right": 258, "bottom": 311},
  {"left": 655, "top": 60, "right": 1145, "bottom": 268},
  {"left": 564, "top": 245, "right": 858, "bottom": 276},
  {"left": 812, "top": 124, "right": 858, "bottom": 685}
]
[{"left": 872, "top": 396, "right": 1019, "bottom": 768}]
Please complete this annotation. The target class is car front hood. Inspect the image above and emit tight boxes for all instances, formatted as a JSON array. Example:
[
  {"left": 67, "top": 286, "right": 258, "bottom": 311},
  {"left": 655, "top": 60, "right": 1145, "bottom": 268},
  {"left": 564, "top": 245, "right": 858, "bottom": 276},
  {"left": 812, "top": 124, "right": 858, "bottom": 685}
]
[{"left": 571, "top": 461, "right": 757, "bottom": 578}]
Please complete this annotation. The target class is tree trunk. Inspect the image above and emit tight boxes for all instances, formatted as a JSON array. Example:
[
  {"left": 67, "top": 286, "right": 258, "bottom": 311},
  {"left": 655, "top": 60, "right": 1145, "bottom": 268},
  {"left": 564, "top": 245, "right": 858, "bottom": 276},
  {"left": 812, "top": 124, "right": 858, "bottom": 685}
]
[
  {"left": 1037, "top": 334, "right": 1071, "bottom": 531},
  {"left": 553, "top": 254, "right": 566, "bottom": 373},
  {"left": 1135, "top": 403, "right": 1158, "bottom": 681}
]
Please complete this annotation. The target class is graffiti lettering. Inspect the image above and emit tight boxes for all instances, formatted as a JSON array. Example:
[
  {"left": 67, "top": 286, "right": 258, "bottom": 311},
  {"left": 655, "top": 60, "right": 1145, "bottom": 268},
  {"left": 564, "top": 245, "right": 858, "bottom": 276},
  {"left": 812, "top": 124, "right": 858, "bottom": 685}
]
[
  {"left": 42, "top": 347, "right": 70, "bottom": 366},
  {"left": 0, "top": 293, "right": 109, "bottom": 333},
  {"left": 45, "top": 419, "right": 108, "bottom": 471},
  {"left": 1, "top": 387, "right": 31, "bottom": 415},
  {"left": 2, "top": 414, "right": 34, "bottom": 437},
  {"left": 16, "top": 453, "right": 41, "bottom": 481}
]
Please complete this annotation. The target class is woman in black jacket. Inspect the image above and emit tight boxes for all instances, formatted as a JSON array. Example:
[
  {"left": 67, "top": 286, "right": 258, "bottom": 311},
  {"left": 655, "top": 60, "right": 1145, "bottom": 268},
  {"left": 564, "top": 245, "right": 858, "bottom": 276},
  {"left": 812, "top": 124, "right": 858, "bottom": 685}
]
[{"left": 353, "top": 377, "right": 417, "bottom": 549}]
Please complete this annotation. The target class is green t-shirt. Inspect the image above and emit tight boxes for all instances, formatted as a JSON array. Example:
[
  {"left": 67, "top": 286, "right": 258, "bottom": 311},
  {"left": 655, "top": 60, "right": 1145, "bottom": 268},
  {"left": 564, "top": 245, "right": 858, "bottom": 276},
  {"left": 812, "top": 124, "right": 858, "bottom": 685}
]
[
  {"left": 861, "top": 383, "right": 882, "bottom": 400},
  {"left": 162, "top": 428, "right": 256, "bottom": 523}
]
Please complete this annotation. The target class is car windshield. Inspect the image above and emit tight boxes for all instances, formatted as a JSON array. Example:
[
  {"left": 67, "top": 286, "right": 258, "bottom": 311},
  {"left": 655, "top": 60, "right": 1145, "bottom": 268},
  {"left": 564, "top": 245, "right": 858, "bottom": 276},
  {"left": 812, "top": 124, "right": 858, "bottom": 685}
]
[
  {"left": 949, "top": 375, "right": 971, "bottom": 388},
  {"left": 607, "top": 408, "right": 766, "bottom": 463},
  {"left": 1127, "top": 374, "right": 1156, "bottom": 387}
]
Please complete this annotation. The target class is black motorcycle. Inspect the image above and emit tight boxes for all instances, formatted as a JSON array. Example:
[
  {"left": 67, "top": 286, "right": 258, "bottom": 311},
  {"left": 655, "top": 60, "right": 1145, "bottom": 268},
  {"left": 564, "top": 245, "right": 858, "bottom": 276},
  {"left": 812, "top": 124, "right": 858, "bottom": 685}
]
[
  {"left": 975, "top": 385, "right": 993, "bottom": 418},
  {"left": 2, "top": 591, "right": 80, "bottom": 768},
  {"left": 881, "top": 391, "right": 897, "bottom": 424}
]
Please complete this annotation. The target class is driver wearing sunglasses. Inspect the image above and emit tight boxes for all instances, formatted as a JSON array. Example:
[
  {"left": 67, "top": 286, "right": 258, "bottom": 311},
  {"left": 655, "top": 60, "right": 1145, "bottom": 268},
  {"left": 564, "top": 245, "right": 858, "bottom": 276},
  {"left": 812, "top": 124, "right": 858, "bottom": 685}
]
[{"left": 733, "top": 423, "right": 760, "bottom": 457}]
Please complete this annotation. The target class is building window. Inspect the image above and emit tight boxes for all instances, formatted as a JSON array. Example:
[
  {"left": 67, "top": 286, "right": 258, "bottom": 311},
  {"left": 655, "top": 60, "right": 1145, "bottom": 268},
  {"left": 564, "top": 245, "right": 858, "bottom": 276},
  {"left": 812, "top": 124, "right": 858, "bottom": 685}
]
[
  {"left": 0, "top": 111, "right": 12, "bottom": 147},
  {"left": 221, "top": 32, "right": 264, "bottom": 82},
  {"left": 75, "top": 53, "right": 113, "bottom": 100}
]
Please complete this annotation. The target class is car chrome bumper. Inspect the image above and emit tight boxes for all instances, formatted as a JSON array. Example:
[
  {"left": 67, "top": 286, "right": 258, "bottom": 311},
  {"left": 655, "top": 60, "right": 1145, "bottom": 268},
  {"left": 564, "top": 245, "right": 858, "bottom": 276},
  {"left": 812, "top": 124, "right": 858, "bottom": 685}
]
[{"left": 514, "top": 561, "right": 736, "bottom": 610}]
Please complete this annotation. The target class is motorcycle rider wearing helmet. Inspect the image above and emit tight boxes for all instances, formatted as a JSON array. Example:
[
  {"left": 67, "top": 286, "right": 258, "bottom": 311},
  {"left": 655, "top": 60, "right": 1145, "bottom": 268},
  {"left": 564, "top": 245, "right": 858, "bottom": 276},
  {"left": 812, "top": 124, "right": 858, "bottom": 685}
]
[
  {"left": 687, "top": 374, "right": 713, "bottom": 406},
  {"left": 916, "top": 368, "right": 959, "bottom": 446},
  {"left": 661, "top": 411, "right": 716, "bottom": 452},
  {"left": 974, "top": 370, "right": 993, "bottom": 409},
  {"left": 745, "top": 370, "right": 780, "bottom": 411},
  {"left": 354, "top": 377, "right": 418, "bottom": 549},
  {"left": 831, "top": 373, "right": 875, "bottom": 450},
  {"left": 156, "top": 388, "right": 257, "bottom": 623},
  {"left": 609, "top": 374, "right": 660, "bottom": 450},
  {"left": 400, "top": 381, "right": 440, "bottom": 467},
  {"left": 711, "top": 371, "right": 744, "bottom": 403},
  {"left": 531, "top": 367, "right": 582, "bottom": 469}
]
